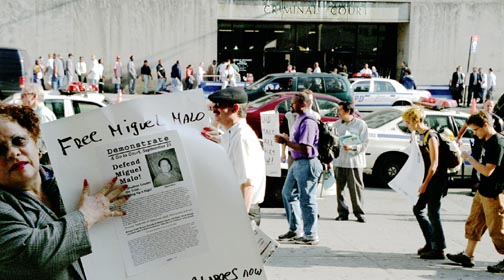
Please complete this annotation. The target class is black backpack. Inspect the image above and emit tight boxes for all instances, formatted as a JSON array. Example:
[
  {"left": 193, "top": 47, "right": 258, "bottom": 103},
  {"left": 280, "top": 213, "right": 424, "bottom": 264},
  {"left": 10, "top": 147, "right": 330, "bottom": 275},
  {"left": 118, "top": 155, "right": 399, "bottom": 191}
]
[
  {"left": 299, "top": 116, "right": 339, "bottom": 164},
  {"left": 423, "top": 128, "right": 462, "bottom": 172}
]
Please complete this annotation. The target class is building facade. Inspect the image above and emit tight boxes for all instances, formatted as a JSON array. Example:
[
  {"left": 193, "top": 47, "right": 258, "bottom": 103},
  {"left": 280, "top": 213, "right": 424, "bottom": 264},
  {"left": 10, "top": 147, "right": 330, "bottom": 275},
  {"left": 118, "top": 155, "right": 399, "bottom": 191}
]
[{"left": 0, "top": 0, "right": 502, "bottom": 91}]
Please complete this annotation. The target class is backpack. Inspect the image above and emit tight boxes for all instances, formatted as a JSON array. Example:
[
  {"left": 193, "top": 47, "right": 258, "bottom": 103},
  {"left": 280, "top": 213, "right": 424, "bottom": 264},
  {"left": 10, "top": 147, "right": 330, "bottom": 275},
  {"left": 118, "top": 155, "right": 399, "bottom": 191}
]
[
  {"left": 299, "top": 116, "right": 339, "bottom": 164},
  {"left": 423, "top": 127, "right": 462, "bottom": 173}
]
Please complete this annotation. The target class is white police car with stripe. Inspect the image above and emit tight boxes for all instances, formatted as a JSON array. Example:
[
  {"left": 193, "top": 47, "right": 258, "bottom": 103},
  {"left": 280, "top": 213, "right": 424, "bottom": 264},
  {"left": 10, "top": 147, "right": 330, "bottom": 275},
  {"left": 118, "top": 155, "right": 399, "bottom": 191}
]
[{"left": 363, "top": 106, "right": 472, "bottom": 187}]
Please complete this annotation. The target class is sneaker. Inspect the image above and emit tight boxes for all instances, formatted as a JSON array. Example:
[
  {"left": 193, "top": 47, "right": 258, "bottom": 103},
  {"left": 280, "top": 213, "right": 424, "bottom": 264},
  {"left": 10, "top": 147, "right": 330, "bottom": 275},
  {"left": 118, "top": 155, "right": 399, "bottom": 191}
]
[
  {"left": 487, "top": 259, "right": 504, "bottom": 273},
  {"left": 334, "top": 215, "right": 349, "bottom": 221},
  {"left": 356, "top": 216, "right": 366, "bottom": 223},
  {"left": 447, "top": 252, "right": 475, "bottom": 267},
  {"left": 293, "top": 236, "right": 319, "bottom": 245},
  {"left": 420, "top": 249, "right": 445, "bottom": 260},
  {"left": 417, "top": 245, "right": 432, "bottom": 255},
  {"left": 277, "top": 231, "right": 303, "bottom": 241}
]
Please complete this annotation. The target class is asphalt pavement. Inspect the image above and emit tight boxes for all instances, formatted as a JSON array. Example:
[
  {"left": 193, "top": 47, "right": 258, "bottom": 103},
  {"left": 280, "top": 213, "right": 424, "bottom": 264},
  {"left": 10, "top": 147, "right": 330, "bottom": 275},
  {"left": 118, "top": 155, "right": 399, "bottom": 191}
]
[{"left": 261, "top": 187, "right": 504, "bottom": 280}]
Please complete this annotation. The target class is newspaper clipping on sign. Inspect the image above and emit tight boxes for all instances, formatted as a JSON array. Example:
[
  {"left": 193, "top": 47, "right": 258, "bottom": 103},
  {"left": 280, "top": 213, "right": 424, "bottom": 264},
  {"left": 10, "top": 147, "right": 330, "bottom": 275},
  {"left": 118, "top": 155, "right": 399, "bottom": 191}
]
[
  {"left": 260, "top": 111, "right": 281, "bottom": 177},
  {"left": 98, "top": 131, "right": 205, "bottom": 276}
]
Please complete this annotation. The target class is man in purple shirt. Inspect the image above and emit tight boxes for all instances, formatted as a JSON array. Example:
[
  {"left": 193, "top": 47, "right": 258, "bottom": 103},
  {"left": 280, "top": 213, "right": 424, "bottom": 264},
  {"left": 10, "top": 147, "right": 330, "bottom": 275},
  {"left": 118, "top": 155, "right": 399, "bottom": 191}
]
[{"left": 274, "top": 92, "right": 323, "bottom": 245}]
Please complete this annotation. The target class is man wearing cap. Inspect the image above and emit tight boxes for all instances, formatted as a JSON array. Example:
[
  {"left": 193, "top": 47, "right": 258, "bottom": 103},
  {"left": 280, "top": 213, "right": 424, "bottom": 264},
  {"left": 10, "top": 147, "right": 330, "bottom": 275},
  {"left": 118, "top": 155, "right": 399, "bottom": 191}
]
[
  {"left": 202, "top": 87, "right": 266, "bottom": 225},
  {"left": 113, "top": 55, "right": 122, "bottom": 93},
  {"left": 274, "top": 92, "right": 323, "bottom": 245}
]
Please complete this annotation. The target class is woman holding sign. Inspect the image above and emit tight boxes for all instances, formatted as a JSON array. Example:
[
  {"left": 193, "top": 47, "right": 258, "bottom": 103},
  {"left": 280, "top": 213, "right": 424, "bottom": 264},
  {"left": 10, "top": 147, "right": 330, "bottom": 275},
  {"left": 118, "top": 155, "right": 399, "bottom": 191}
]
[
  {"left": 402, "top": 107, "right": 448, "bottom": 260},
  {"left": 0, "top": 104, "right": 128, "bottom": 279}
]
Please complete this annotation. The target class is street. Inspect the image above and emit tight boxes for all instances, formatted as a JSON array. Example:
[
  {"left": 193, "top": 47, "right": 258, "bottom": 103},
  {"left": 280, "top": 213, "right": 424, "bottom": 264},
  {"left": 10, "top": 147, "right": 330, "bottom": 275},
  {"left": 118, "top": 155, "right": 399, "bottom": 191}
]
[{"left": 261, "top": 187, "right": 503, "bottom": 279}]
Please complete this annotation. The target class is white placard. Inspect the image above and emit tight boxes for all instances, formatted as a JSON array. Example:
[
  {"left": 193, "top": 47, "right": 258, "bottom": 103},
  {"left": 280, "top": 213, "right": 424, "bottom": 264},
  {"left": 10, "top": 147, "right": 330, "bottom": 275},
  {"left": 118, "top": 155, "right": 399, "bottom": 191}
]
[
  {"left": 41, "top": 89, "right": 266, "bottom": 280},
  {"left": 388, "top": 133, "right": 424, "bottom": 204},
  {"left": 260, "top": 111, "right": 281, "bottom": 177}
]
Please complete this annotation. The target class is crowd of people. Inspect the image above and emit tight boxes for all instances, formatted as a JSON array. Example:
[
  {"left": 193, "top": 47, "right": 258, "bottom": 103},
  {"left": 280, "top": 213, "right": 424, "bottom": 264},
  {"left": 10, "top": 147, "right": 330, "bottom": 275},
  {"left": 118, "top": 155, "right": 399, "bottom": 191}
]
[{"left": 449, "top": 66, "right": 497, "bottom": 107}]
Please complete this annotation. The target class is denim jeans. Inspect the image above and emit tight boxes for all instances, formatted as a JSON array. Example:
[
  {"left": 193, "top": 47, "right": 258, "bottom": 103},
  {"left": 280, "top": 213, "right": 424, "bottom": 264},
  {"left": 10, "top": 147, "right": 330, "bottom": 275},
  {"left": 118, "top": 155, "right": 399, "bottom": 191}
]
[
  {"left": 143, "top": 75, "right": 150, "bottom": 93},
  {"left": 129, "top": 77, "right": 136, "bottom": 94},
  {"left": 413, "top": 192, "right": 446, "bottom": 251},
  {"left": 156, "top": 77, "right": 166, "bottom": 92},
  {"left": 89, "top": 78, "right": 98, "bottom": 86},
  {"left": 114, "top": 83, "right": 120, "bottom": 93},
  {"left": 282, "top": 158, "right": 322, "bottom": 238}
]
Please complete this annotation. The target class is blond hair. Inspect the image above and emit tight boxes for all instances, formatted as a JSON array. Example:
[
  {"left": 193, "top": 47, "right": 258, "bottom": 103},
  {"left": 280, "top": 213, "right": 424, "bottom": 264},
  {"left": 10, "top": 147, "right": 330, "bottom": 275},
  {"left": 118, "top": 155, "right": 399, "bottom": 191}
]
[{"left": 402, "top": 107, "right": 425, "bottom": 123}]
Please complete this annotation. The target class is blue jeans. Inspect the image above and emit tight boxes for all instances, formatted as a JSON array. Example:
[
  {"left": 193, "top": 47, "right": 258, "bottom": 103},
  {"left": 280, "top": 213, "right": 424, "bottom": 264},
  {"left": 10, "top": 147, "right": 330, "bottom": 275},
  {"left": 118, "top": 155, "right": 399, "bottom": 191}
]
[
  {"left": 114, "top": 83, "right": 120, "bottom": 93},
  {"left": 282, "top": 158, "right": 322, "bottom": 238},
  {"left": 143, "top": 75, "right": 150, "bottom": 93},
  {"left": 129, "top": 77, "right": 136, "bottom": 94},
  {"left": 413, "top": 192, "right": 446, "bottom": 251},
  {"left": 156, "top": 77, "right": 166, "bottom": 92}
]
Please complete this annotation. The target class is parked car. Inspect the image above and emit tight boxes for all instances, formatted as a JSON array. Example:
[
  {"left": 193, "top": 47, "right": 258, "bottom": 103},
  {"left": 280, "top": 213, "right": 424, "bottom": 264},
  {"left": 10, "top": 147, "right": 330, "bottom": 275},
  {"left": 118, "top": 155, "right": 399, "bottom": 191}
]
[
  {"left": 362, "top": 106, "right": 472, "bottom": 187},
  {"left": 246, "top": 91, "right": 352, "bottom": 138},
  {"left": 2, "top": 91, "right": 111, "bottom": 119},
  {"left": 0, "top": 47, "right": 30, "bottom": 99},
  {"left": 245, "top": 73, "right": 353, "bottom": 102},
  {"left": 349, "top": 78, "right": 456, "bottom": 112}
]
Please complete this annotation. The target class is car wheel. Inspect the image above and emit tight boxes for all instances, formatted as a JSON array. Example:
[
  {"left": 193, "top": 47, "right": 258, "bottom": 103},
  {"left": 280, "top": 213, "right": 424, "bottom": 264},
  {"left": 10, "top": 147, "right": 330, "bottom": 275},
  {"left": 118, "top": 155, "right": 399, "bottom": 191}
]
[
  {"left": 372, "top": 153, "right": 408, "bottom": 188},
  {"left": 393, "top": 100, "right": 411, "bottom": 106}
]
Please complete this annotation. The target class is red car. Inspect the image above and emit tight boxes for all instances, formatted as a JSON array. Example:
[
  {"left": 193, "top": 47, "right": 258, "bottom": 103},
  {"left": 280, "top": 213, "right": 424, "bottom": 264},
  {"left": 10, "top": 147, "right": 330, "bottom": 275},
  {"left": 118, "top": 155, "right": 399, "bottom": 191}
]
[{"left": 247, "top": 91, "right": 357, "bottom": 138}]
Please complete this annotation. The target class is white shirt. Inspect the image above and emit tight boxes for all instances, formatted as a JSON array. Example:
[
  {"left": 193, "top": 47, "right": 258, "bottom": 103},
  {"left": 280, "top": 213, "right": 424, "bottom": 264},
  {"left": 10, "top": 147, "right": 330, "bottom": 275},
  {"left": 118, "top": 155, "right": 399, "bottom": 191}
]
[
  {"left": 76, "top": 61, "right": 86, "bottom": 75},
  {"left": 197, "top": 66, "right": 205, "bottom": 83},
  {"left": 313, "top": 67, "right": 321, "bottom": 73},
  {"left": 88, "top": 59, "right": 100, "bottom": 80},
  {"left": 221, "top": 119, "right": 266, "bottom": 205},
  {"left": 360, "top": 68, "right": 372, "bottom": 75},
  {"left": 332, "top": 117, "right": 369, "bottom": 168},
  {"left": 488, "top": 72, "right": 496, "bottom": 88}
]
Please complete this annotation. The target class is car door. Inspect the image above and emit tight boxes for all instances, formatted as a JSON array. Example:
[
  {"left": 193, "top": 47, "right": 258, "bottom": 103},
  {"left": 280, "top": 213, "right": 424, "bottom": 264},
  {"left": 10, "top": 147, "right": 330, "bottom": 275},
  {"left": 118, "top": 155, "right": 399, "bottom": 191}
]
[
  {"left": 373, "top": 80, "right": 398, "bottom": 106},
  {"left": 351, "top": 80, "right": 373, "bottom": 111},
  {"left": 298, "top": 76, "right": 324, "bottom": 94}
]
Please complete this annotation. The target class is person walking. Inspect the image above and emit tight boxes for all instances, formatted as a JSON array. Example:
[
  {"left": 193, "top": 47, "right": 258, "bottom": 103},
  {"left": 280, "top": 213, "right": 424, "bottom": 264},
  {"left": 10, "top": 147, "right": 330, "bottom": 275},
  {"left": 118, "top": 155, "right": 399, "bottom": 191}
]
[
  {"left": 486, "top": 67, "right": 496, "bottom": 101},
  {"left": 450, "top": 65, "right": 465, "bottom": 106},
  {"left": 456, "top": 99, "right": 503, "bottom": 194},
  {"left": 97, "top": 58, "right": 104, "bottom": 93},
  {"left": 140, "top": 60, "right": 152, "bottom": 94},
  {"left": 202, "top": 87, "right": 266, "bottom": 225},
  {"left": 399, "top": 61, "right": 408, "bottom": 85},
  {"left": 447, "top": 110, "right": 504, "bottom": 273},
  {"left": 113, "top": 55, "right": 122, "bottom": 93},
  {"left": 171, "top": 60, "right": 182, "bottom": 91},
  {"left": 155, "top": 59, "right": 166, "bottom": 92},
  {"left": 54, "top": 54, "right": 65, "bottom": 90},
  {"left": 333, "top": 101, "right": 369, "bottom": 223},
  {"left": 274, "top": 92, "right": 323, "bottom": 245},
  {"left": 467, "top": 67, "right": 480, "bottom": 107},
  {"left": 87, "top": 55, "right": 99, "bottom": 86},
  {"left": 185, "top": 64, "right": 194, "bottom": 90},
  {"left": 402, "top": 69, "right": 417, "bottom": 90},
  {"left": 402, "top": 107, "right": 448, "bottom": 260},
  {"left": 127, "top": 55, "right": 137, "bottom": 94},
  {"left": 65, "top": 53, "right": 75, "bottom": 86},
  {"left": 75, "top": 56, "right": 87, "bottom": 83}
]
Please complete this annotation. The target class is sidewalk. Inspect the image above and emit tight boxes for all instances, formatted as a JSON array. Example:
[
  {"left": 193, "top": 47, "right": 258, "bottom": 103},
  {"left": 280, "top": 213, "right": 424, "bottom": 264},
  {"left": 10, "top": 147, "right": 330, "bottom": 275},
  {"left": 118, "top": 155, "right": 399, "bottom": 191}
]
[{"left": 261, "top": 188, "right": 503, "bottom": 279}]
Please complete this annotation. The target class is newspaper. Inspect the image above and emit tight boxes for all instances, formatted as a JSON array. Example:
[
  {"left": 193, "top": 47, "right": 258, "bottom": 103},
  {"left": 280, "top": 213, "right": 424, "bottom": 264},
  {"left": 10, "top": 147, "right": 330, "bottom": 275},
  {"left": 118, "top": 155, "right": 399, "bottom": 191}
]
[{"left": 98, "top": 131, "right": 206, "bottom": 276}]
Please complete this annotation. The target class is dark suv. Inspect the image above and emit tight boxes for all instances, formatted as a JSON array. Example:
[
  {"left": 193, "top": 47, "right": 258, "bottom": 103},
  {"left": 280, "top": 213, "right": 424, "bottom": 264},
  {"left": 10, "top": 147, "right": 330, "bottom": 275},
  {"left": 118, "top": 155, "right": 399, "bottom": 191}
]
[
  {"left": 244, "top": 72, "right": 353, "bottom": 102},
  {"left": 0, "top": 48, "right": 30, "bottom": 99}
]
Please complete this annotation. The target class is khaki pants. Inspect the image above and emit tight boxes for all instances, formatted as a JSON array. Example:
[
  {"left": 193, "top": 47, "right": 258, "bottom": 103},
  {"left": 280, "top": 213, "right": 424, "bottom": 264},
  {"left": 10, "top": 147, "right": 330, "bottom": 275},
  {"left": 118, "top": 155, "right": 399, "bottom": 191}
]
[{"left": 465, "top": 192, "right": 504, "bottom": 254}]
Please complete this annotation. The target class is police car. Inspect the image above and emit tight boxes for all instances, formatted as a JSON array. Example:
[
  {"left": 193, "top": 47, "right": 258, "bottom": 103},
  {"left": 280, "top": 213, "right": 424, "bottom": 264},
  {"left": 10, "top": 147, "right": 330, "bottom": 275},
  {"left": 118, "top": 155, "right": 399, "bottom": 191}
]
[
  {"left": 2, "top": 90, "right": 111, "bottom": 119},
  {"left": 350, "top": 78, "right": 456, "bottom": 112},
  {"left": 363, "top": 106, "right": 472, "bottom": 187}
]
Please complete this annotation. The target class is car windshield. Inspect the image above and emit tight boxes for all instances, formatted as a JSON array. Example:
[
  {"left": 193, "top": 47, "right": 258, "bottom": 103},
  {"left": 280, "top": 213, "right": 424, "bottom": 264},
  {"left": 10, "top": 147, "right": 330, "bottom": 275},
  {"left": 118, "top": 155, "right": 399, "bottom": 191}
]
[
  {"left": 248, "top": 93, "right": 282, "bottom": 108},
  {"left": 362, "top": 108, "right": 402, "bottom": 128},
  {"left": 245, "top": 75, "right": 272, "bottom": 90}
]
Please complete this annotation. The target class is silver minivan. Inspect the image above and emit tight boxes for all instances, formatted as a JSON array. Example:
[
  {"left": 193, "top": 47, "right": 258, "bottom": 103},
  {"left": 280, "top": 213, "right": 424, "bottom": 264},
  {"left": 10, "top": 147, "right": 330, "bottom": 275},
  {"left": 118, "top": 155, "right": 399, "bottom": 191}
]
[{"left": 0, "top": 47, "right": 30, "bottom": 99}]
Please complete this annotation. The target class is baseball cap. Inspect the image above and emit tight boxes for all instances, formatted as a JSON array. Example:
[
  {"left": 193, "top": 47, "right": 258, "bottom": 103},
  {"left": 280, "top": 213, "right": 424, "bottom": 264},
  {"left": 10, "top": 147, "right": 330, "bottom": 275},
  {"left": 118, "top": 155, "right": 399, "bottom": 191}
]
[{"left": 208, "top": 87, "right": 248, "bottom": 104}]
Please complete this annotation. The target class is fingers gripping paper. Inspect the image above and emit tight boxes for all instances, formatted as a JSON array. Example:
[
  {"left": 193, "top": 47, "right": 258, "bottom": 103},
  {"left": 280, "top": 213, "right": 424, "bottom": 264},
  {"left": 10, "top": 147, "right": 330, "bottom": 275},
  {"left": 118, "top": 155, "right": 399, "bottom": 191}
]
[
  {"left": 41, "top": 90, "right": 267, "bottom": 279},
  {"left": 388, "top": 133, "right": 425, "bottom": 205}
]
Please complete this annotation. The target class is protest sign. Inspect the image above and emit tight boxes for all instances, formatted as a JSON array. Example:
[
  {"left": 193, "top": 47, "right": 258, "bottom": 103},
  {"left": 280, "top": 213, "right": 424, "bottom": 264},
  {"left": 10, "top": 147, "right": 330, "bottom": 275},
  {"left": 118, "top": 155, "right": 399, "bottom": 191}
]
[
  {"left": 42, "top": 89, "right": 267, "bottom": 279},
  {"left": 388, "top": 133, "right": 424, "bottom": 204},
  {"left": 260, "top": 111, "right": 281, "bottom": 177}
]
